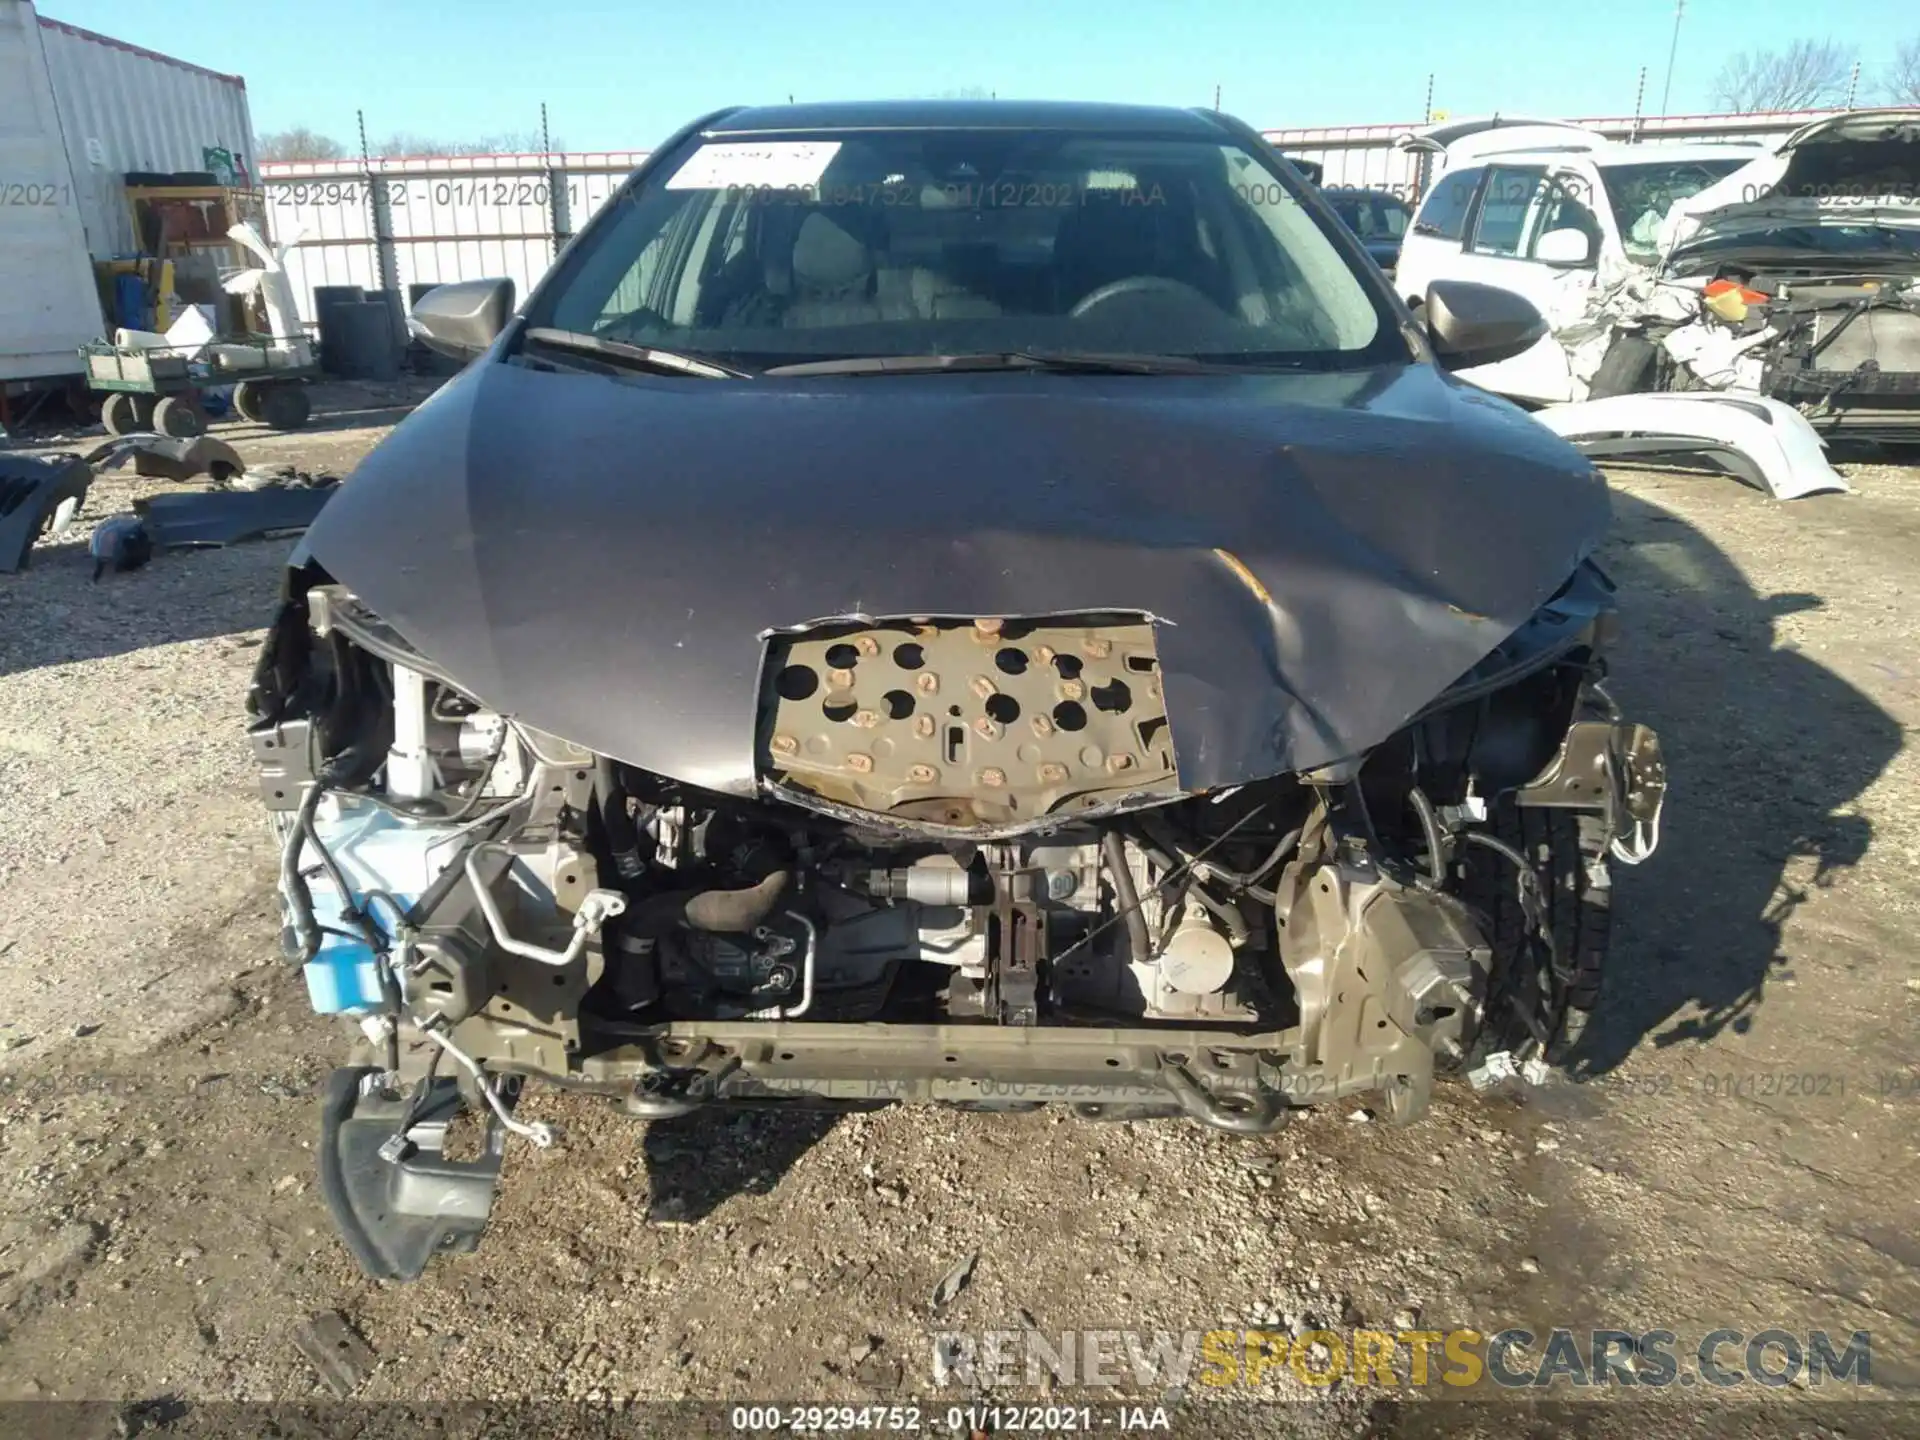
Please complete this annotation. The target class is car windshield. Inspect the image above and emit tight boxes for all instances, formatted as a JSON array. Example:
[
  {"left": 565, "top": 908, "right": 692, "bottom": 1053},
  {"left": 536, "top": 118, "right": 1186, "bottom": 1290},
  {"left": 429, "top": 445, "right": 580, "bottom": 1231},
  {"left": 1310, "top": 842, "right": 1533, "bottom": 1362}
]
[
  {"left": 1327, "top": 192, "right": 1410, "bottom": 241},
  {"left": 1598, "top": 158, "right": 1750, "bottom": 263},
  {"left": 528, "top": 127, "right": 1399, "bottom": 370}
]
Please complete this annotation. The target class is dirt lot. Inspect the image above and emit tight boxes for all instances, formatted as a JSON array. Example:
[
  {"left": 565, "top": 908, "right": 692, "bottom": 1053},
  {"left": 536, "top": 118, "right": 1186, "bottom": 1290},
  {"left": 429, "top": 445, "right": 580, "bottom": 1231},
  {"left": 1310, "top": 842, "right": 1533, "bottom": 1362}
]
[{"left": 0, "top": 387, "right": 1916, "bottom": 1439}]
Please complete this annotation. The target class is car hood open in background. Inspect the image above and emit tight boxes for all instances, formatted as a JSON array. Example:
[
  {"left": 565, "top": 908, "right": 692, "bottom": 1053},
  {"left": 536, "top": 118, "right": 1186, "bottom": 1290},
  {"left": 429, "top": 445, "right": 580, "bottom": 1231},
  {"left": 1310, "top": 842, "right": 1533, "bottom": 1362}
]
[
  {"left": 1661, "top": 108, "right": 1920, "bottom": 264},
  {"left": 297, "top": 359, "right": 1608, "bottom": 797}
]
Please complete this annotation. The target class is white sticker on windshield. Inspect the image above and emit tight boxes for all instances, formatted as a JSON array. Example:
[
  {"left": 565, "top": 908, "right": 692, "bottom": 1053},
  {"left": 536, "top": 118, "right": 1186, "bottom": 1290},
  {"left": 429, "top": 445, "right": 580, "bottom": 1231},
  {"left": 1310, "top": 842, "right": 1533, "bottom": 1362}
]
[{"left": 665, "top": 141, "right": 842, "bottom": 191}]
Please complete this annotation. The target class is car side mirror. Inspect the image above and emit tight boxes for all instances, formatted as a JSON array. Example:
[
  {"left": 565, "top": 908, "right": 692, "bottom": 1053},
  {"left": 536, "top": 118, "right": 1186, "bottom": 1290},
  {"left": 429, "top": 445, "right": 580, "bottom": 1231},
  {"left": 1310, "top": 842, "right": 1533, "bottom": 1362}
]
[
  {"left": 408, "top": 278, "right": 515, "bottom": 361},
  {"left": 1535, "top": 227, "right": 1596, "bottom": 267},
  {"left": 1424, "top": 280, "right": 1548, "bottom": 370}
]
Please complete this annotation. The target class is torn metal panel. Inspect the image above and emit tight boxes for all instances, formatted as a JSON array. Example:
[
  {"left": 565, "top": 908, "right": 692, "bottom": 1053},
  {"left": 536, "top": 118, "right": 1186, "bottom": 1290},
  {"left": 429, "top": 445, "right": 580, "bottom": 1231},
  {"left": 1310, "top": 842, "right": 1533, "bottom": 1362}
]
[
  {"left": 761, "top": 615, "right": 1179, "bottom": 828},
  {"left": 299, "top": 360, "right": 1610, "bottom": 799},
  {"left": 1660, "top": 319, "right": 1778, "bottom": 391},
  {"left": 0, "top": 453, "right": 92, "bottom": 573},
  {"left": 134, "top": 485, "right": 336, "bottom": 547},
  {"left": 1534, "top": 392, "right": 1849, "bottom": 500}
]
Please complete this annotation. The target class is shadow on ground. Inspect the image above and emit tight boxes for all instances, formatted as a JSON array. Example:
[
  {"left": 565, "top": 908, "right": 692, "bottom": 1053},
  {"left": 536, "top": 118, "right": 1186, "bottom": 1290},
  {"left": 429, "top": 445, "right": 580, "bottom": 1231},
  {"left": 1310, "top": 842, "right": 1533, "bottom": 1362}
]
[
  {"left": 638, "top": 1107, "right": 850, "bottom": 1224},
  {"left": 0, "top": 535, "right": 285, "bottom": 679},
  {"left": 1565, "top": 488, "right": 1903, "bottom": 1076}
]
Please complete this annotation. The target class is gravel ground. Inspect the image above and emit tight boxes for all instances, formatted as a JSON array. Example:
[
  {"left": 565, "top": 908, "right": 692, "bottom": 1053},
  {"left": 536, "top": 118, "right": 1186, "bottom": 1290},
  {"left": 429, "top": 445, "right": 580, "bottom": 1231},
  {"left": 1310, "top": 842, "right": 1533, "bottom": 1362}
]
[{"left": 0, "top": 392, "right": 1915, "bottom": 1439}]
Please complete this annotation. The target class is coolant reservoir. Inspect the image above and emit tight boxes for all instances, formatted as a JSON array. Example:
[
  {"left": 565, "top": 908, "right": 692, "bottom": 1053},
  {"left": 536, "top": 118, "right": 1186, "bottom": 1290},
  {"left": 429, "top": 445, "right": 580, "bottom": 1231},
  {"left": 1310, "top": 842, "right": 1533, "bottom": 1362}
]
[{"left": 297, "top": 800, "right": 460, "bottom": 1014}]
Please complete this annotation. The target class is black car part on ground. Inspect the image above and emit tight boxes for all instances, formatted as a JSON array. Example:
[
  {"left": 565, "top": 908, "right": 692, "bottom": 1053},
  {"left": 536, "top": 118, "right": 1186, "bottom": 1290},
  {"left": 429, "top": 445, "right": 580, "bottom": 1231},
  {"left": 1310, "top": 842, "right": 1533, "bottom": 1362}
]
[
  {"left": 0, "top": 453, "right": 93, "bottom": 573},
  {"left": 84, "top": 432, "right": 247, "bottom": 484},
  {"left": 134, "top": 484, "right": 339, "bottom": 549}
]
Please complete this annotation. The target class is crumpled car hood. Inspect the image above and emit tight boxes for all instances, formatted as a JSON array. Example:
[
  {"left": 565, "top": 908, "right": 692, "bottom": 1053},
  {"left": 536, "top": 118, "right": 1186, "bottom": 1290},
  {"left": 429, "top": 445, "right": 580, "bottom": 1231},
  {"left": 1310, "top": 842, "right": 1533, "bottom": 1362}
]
[
  {"left": 298, "top": 357, "right": 1607, "bottom": 797},
  {"left": 1663, "top": 108, "right": 1920, "bottom": 263}
]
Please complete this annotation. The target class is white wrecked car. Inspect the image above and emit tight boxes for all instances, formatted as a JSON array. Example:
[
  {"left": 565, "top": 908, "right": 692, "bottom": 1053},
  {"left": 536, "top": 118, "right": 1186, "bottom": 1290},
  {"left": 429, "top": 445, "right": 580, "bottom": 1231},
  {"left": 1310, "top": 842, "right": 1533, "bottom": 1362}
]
[
  {"left": 1392, "top": 118, "right": 1759, "bottom": 404},
  {"left": 1644, "top": 108, "right": 1920, "bottom": 443},
  {"left": 1395, "top": 111, "right": 1920, "bottom": 494}
]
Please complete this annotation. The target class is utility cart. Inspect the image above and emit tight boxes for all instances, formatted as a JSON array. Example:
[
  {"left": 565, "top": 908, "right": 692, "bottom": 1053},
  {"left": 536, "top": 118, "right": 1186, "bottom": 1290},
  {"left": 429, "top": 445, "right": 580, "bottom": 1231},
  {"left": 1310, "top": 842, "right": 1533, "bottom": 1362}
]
[
  {"left": 83, "top": 337, "right": 317, "bottom": 437},
  {"left": 84, "top": 181, "right": 317, "bottom": 437}
]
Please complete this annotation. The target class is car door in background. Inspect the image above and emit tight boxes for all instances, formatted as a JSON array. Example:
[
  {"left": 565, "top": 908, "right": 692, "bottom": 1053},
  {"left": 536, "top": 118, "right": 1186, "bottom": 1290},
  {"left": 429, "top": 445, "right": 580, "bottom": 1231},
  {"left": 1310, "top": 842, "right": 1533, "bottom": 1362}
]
[
  {"left": 1392, "top": 165, "right": 1484, "bottom": 305},
  {"left": 1446, "top": 165, "right": 1604, "bottom": 402}
]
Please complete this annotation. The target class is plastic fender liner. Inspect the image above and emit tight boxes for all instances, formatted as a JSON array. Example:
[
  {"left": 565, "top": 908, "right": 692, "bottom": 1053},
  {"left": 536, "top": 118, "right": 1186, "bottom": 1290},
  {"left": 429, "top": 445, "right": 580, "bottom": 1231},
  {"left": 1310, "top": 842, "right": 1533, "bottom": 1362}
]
[
  {"left": 1532, "top": 392, "right": 1850, "bottom": 500},
  {"left": 317, "top": 1067, "right": 511, "bottom": 1280}
]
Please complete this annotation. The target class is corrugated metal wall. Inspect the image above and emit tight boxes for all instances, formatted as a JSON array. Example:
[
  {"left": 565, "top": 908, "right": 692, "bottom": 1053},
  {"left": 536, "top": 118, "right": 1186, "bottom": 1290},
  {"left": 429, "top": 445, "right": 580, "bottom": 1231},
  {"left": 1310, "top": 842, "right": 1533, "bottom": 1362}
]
[
  {"left": 0, "top": 0, "right": 104, "bottom": 382},
  {"left": 36, "top": 11, "right": 256, "bottom": 259}
]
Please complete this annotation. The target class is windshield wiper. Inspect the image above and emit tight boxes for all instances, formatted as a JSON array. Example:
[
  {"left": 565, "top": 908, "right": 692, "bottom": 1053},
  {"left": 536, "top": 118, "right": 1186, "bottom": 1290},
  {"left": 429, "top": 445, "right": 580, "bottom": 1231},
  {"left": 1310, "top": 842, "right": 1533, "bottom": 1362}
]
[
  {"left": 762, "top": 350, "right": 1234, "bottom": 377},
  {"left": 521, "top": 327, "right": 752, "bottom": 379}
]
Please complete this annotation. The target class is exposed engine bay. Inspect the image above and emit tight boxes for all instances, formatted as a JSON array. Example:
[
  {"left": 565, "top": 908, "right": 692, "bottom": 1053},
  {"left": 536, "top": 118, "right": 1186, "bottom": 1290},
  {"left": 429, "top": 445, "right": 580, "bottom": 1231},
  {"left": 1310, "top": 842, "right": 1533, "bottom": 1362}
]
[
  {"left": 1586, "top": 268, "right": 1920, "bottom": 443},
  {"left": 249, "top": 570, "right": 1665, "bottom": 1279}
]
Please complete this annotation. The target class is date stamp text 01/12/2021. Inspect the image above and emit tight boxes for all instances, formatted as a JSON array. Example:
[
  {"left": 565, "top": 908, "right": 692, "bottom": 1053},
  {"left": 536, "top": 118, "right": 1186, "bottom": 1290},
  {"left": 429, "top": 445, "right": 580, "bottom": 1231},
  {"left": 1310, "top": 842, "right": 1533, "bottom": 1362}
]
[{"left": 729, "top": 1405, "right": 1171, "bottom": 1432}]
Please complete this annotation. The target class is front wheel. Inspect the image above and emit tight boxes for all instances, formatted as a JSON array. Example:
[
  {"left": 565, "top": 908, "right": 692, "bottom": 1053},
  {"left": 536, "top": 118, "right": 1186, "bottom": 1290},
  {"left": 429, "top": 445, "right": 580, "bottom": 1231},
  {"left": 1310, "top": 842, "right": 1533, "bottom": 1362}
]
[
  {"left": 1587, "top": 333, "right": 1658, "bottom": 399},
  {"left": 1462, "top": 804, "right": 1612, "bottom": 1065}
]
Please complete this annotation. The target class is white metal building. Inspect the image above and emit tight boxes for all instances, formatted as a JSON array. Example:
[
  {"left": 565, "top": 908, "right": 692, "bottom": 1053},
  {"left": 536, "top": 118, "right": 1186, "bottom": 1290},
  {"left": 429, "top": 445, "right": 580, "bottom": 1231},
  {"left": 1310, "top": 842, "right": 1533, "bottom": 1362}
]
[{"left": 0, "top": 0, "right": 256, "bottom": 386}]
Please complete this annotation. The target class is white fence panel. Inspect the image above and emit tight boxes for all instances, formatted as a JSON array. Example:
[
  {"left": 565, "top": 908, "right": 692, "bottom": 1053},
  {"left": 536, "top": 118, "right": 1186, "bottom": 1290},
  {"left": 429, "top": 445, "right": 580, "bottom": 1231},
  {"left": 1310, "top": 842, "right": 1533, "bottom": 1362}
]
[
  {"left": 262, "top": 109, "right": 1849, "bottom": 330},
  {"left": 265, "top": 152, "right": 647, "bottom": 327}
]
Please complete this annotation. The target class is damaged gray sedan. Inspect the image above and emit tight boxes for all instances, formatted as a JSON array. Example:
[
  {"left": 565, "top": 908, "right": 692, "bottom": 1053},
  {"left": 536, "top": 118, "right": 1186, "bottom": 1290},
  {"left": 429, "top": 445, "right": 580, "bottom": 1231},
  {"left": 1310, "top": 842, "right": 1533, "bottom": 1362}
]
[{"left": 245, "top": 101, "right": 1666, "bottom": 1277}]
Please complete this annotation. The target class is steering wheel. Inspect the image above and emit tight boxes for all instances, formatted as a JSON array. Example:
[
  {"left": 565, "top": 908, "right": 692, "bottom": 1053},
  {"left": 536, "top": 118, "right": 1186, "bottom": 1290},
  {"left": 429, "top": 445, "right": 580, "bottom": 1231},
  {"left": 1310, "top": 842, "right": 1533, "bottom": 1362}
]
[{"left": 1069, "top": 275, "right": 1221, "bottom": 320}]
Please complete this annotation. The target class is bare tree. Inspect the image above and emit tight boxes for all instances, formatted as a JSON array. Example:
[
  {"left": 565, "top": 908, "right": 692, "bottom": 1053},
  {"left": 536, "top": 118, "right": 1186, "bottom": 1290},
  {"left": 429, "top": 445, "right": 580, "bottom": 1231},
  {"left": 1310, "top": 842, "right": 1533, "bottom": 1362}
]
[
  {"left": 259, "top": 127, "right": 348, "bottom": 161},
  {"left": 1887, "top": 37, "right": 1920, "bottom": 105},
  {"left": 1711, "top": 40, "right": 1856, "bottom": 112}
]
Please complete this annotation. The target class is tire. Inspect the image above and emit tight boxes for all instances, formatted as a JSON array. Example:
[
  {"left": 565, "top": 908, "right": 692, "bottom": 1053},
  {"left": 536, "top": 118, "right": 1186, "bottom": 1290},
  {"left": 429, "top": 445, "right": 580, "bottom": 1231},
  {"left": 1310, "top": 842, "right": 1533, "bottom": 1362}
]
[
  {"left": 233, "top": 380, "right": 268, "bottom": 424},
  {"left": 1461, "top": 803, "right": 1612, "bottom": 1063},
  {"left": 100, "top": 392, "right": 140, "bottom": 436},
  {"left": 1587, "top": 333, "right": 1658, "bottom": 399},
  {"left": 152, "top": 395, "right": 205, "bottom": 438},
  {"left": 258, "top": 383, "right": 311, "bottom": 431}
]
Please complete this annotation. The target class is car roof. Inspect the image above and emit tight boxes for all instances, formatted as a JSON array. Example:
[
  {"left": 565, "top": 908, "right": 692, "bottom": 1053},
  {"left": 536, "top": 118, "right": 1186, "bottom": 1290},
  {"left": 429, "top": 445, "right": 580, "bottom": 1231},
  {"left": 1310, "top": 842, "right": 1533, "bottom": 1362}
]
[{"left": 705, "top": 99, "right": 1236, "bottom": 136}]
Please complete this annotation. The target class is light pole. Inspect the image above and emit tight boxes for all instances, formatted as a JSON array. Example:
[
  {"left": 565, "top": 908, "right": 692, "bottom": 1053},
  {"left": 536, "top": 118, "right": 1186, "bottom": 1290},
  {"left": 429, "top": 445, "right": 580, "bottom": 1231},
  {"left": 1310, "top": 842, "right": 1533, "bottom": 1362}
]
[{"left": 1659, "top": 0, "right": 1686, "bottom": 116}]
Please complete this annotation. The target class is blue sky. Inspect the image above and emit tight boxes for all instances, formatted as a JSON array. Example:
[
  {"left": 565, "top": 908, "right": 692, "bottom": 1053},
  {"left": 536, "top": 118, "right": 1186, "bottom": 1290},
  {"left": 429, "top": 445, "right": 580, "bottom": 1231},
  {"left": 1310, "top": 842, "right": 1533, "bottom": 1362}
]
[{"left": 47, "top": 0, "right": 1909, "bottom": 153}]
